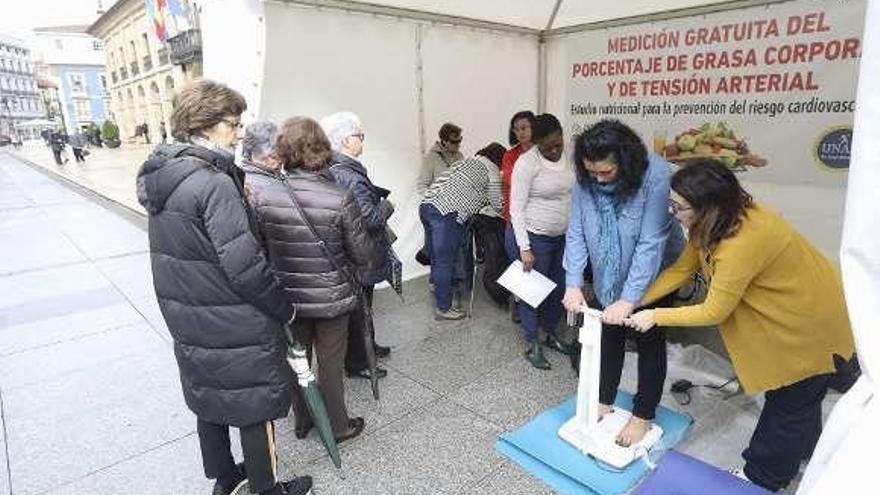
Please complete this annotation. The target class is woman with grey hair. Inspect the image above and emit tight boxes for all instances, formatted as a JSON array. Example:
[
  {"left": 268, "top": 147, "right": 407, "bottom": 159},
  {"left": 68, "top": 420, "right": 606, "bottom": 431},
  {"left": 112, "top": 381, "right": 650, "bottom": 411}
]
[
  {"left": 320, "top": 111, "right": 393, "bottom": 380},
  {"left": 245, "top": 117, "right": 375, "bottom": 444},
  {"left": 241, "top": 121, "right": 282, "bottom": 174}
]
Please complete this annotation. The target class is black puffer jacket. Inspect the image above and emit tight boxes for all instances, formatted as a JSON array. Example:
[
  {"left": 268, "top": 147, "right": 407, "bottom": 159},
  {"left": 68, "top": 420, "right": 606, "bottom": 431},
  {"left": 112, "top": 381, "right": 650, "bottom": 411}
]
[
  {"left": 137, "top": 144, "right": 295, "bottom": 427},
  {"left": 327, "top": 151, "right": 393, "bottom": 286},
  {"left": 244, "top": 165, "right": 376, "bottom": 319}
]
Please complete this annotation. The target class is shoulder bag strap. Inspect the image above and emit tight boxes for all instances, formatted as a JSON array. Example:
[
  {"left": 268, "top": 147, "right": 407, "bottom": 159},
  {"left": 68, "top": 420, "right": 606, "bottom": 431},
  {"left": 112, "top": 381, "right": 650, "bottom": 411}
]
[{"left": 280, "top": 178, "right": 360, "bottom": 291}]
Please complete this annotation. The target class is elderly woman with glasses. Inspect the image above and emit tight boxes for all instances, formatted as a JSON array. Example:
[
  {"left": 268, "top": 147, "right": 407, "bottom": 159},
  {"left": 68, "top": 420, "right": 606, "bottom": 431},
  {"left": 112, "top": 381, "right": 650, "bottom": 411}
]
[
  {"left": 243, "top": 116, "right": 377, "bottom": 445},
  {"left": 136, "top": 81, "right": 312, "bottom": 495},
  {"left": 626, "top": 160, "right": 854, "bottom": 492},
  {"left": 417, "top": 122, "right": 464, "bottom": 196},
  {"left": 561, "top": 119, "right": 685, "bottom": 447},
  {"left": 320, "top": 111, "right": 394, "bottom": 381}
]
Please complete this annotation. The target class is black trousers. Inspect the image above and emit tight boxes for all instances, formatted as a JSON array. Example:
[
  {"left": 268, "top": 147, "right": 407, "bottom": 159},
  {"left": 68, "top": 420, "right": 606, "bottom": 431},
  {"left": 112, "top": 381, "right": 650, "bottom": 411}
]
[
  {"left": 197, "top": 419, "right": 277, "bottom": 493},
  {"left": 743, "top": 373, "right": 830, "bottom": 492},
  {"left": 345, "top": 285, "right": 374, "bottom": 373},
  {"left": 598, "top": 295, "right": 674, "bottom": 420},
  {"left": 73, "top": 148, "right": 85, "bottom": 162},
  {"left": 599, "top": 322, "right": 667, "bottom": 420}
]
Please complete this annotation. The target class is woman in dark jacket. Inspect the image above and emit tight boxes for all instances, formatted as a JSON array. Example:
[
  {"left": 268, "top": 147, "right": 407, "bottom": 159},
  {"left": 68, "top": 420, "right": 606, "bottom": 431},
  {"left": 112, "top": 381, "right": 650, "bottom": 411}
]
[
  {"left": 321, "top": 111, "right": 393, "bottom": 380},
  {"left": 136, "top": 80, "right": 311, "bottom": 495},
  {"left": 246, "top": 116, "right": 375, "bottom": 444}
]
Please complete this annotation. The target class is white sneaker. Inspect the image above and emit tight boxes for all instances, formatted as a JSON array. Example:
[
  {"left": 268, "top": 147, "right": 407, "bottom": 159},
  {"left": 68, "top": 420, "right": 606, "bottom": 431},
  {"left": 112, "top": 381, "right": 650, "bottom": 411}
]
[
  {"left": 435, "top": 308, "right": 465, "bottom": 321},
  {"left": 730, "top": 467, "right": 752, "bottom": 483}
]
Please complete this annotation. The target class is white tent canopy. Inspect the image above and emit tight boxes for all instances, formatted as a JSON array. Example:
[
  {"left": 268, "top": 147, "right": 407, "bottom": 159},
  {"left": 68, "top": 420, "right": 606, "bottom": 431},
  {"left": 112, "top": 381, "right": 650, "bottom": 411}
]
[
  {"left": 282, "top": 0, "right": 743, "bottom": 31},
  {"left": 199, "top": 2, "right": 876, "bottom": 492}
]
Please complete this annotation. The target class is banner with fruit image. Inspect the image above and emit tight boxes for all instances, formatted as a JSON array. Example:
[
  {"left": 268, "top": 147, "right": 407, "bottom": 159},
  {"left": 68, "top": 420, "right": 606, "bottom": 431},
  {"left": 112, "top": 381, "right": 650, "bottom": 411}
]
[
  {"left": 564, "top": 0, "right": 865, "bottom": 188},
  {"left": 665, "top": 121, "right": 767, "bottom": 171}
]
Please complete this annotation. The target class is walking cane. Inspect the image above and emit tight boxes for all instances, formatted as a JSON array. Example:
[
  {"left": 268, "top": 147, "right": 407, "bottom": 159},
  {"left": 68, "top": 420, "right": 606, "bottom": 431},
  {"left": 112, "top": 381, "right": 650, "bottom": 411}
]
[
  {"left": 468, "top": 261, "right": 477, "bottom": 318},
  {"left": 283, "top": 325, "right": 342, "bottom": 468}
]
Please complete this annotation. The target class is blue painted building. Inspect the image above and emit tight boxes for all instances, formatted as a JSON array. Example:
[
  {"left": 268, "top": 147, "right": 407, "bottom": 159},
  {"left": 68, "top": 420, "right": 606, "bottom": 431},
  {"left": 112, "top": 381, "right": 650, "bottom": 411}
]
[
  {"left": 57, "top": 64, "right": 109, "bottom": 132},
  {"left": 32, "top": 26, "right": 110, "bottom": 134}
]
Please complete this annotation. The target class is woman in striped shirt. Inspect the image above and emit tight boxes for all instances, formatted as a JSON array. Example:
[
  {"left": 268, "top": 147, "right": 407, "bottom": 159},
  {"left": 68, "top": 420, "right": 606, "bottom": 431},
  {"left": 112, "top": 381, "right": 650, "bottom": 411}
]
[{"left": 420, "top": 143, "right": 506, "bottom": 320}]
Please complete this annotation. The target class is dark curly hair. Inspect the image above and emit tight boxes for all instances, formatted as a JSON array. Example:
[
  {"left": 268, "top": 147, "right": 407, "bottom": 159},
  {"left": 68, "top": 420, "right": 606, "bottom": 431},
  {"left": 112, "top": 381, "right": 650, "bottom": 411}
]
[
  {"left": 573, "top": 119, "right": 648, "bottom": 200},
  {"left": 671, "top": 159, "right": 754, "bottom": 251},
  {"left": 476, "top": 142, "right": 507, "bottom": 168},
  {"left": 507, "top": 111, "right": 535, "bottom": 147},
  {"left": 275, "top": 117, "right": 331, "bottom": 171}
]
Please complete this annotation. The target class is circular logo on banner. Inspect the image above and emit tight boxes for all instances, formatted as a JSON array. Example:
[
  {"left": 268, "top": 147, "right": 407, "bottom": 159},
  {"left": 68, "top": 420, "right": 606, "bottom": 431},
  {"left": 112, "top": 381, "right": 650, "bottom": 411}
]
[{"left": 814, "top": 127, "right": 853, "bottom": 171}]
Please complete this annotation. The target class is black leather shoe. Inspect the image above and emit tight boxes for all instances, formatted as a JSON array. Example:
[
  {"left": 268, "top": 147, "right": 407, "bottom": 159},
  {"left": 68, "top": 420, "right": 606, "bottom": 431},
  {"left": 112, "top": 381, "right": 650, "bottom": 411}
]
[
  {"left": 346, "top": 367, "right": 388, "bottom": 380},
  {"left": 335, "top": 417, "right": 365, "bottom": 443},
  {"left": 294, "top": 417, "right": 313, "bottom": 439},
  {"left": 280, "top": 475, "right": 314, "bottom": 495},
  {"left": 213, "top": 463, "right": 247, "bottom": 495},
  {"left": 373, "top": 344, "right": 391, "bottom": 358}
]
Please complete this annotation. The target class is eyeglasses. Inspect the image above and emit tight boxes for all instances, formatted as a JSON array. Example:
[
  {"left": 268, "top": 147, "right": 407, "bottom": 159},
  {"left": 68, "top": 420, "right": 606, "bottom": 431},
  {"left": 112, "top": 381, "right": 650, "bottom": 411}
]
[
  {"left": 350, "top": 132, "right": 365, "bottom": 141},
  {"left": 447, "top": 137, "right": 463, "bottom": 145},
  {"left": 668, "top": 200, "right": 693, "bottom": 214},
  {"left": 222, "top": 118, "right": 243, "bottom": 130}
]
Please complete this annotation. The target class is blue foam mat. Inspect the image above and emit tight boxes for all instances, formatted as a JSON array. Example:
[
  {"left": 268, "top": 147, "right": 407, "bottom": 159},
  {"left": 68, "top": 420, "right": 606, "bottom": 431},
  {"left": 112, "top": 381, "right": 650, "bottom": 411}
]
[{"left": 496, "top": 393, "right": 693, "bottom": 495}]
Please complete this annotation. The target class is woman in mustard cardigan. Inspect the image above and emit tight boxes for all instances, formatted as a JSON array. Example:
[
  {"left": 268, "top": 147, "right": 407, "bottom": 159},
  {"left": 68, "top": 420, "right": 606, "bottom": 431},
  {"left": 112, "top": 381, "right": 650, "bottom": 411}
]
[{"left": 626, "top": 160, "right": 854, "bottom": 493}]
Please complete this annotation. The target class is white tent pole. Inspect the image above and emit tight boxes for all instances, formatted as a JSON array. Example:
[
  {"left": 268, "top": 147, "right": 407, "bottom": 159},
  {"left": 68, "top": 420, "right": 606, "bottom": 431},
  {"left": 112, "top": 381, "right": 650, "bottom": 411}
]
[
  {"left": 415, "top": 23, "right": 425, "bottom": 156},
  {"left": 545, "top": 0, "right": 563, "bottom": 31},
  {"left": 537, "top": 37, "right": 547, "bottom": 113},
  {"left": 537, "top": 0, "right": 563, "bottom": 113},
  {"left": 797, "top": 0, "right": 879, "bottom": 492}
]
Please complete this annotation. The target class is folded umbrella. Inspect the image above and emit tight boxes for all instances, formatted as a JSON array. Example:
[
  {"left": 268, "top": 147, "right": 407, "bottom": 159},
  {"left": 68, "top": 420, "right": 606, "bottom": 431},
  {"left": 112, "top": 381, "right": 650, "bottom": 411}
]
[
  {"left": 358, "top": 291, "right": 381, "bottom": 400},
  {"left": 386, "top": 243, "right": 404, "bottom": 303},
  {"left": 284, "top": 325, "right": 341, "bottom": 468}
]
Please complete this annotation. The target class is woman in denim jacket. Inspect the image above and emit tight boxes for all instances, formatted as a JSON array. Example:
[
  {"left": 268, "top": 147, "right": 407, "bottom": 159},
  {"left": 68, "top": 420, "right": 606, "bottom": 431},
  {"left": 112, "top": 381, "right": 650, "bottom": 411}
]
[{"left": 562, "top": 120, "right": 685, "bottom": 447}]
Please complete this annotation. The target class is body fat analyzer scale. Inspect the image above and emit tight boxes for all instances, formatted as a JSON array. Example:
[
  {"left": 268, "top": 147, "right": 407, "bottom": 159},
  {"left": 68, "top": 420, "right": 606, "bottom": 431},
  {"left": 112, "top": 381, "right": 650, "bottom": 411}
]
[{"left": 558, "top": 307, "right": 663, "bottom": 469}]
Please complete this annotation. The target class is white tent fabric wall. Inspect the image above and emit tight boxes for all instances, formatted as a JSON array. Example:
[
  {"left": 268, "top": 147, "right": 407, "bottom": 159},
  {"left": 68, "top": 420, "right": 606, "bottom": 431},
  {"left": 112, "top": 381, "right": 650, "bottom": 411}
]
[
  {"left": 202, "top": 0, "right": 538, "bottom": 279},
  {"left": 200, "top": 0, "right": 266, "bottom": 124},
  {"left": 798, "top": 0, "right": 879, "bottom": 492}
]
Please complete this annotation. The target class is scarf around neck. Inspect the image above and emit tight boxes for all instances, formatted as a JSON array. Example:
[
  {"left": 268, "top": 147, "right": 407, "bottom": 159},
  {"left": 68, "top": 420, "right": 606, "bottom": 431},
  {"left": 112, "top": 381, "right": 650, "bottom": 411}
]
[{"left": 593, "top": 181, "right": 622, "bottom": 307}]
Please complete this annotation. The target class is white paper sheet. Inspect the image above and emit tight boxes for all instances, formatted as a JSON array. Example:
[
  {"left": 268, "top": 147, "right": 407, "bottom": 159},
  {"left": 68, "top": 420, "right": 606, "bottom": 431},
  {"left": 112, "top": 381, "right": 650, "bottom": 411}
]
[{"left": 497, "top": 260, "right": 558, "bottom": 309}]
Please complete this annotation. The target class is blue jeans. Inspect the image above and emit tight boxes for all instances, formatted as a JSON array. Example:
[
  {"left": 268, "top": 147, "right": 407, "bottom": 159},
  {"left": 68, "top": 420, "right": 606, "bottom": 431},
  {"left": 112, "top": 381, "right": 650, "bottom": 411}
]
[
  {"left": 420, "top": 204, "right": 465, "bottom": 311},
  {"left": 504, "top": 227, "right": 566, "bottom": 342}
]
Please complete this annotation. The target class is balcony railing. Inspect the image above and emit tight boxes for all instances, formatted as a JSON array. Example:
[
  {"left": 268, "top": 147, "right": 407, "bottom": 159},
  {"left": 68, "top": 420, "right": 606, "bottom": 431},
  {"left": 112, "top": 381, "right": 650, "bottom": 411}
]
[
  {"left": 157, "top": 48, "right": 169, "bottom": 66},
  {"left": 143, "top": 55, "right": 153, "bottom": 73},
  {"left": 168, "top": 29, "right": 202, "bottom": 65},
  {"left": 130, "top": 62, "right": 140, "bottom": 77}
]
